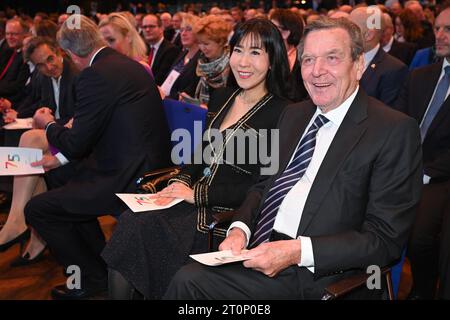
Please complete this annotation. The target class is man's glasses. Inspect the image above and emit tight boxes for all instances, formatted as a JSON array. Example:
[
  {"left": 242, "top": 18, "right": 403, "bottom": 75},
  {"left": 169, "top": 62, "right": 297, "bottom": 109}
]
[{"left": 142, "top": 25, "right": 158, "bottom": 29}]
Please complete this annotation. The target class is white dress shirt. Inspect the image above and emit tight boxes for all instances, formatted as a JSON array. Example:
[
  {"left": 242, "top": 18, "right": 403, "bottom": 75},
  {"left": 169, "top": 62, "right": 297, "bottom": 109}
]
[
  {"left": 229, "top": 87, "right": 359, "bottom": 273},
  {"left": 149, "top": 37, "right": 164, "bottom": 68},
  {"left": 363, "top": 44, "right": 380, "bottom": 72},
  {"left": 51, "top": 76, "right": 62, "bottom": 119},
  {"left": 382, "top": 36, "right": 394, "bottom": 53}
]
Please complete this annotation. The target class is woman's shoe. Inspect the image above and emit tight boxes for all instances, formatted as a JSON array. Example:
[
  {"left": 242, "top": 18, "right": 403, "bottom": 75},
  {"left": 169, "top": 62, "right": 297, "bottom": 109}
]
[
  {"left": 0, "top": 229, "right": 30, "bottom": 253},
  {"left": 10, "top": 246, "right": 47, "bottom": 267}
]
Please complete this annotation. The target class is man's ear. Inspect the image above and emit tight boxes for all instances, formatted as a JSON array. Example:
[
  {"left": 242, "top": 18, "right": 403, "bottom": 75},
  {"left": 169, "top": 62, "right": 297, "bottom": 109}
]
[{"left": 355, "top": 54, "right": 365, "bottom": 80}]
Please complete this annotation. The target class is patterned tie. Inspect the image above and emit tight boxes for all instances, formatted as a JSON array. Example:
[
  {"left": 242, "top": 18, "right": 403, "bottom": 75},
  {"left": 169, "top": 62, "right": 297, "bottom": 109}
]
[
  {"left": 148, "top": 46, "right": 155, "bottom": 68},
  {"left": 420, "top": 66, "right": 450, "bottom": 142},
  {"left": 250, "top": 114, "right": 329, "bottom": 247}
]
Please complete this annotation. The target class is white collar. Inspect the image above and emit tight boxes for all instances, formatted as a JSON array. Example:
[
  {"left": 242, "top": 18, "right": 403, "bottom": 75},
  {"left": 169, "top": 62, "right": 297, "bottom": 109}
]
[
  {"left": 89, "top": 46, "right": 107, "bottom": 67},
  {"left": 151, "top": 37, "right": 164, "bottom": 50},
  {"left": 364, "top": 44, "right": 380, "bottom": 71},
  {"left": 315, "top": 86, "right": 359, "bottom": 127},
  {"left": 382, "top": 36, "right": 394, "bottom": 53}
]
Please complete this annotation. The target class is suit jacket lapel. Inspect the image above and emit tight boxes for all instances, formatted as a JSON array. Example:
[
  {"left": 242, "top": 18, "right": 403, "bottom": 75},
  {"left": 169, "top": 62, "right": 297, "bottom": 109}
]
[
  {"left": 416, "top": 62, "right": 443, "bottom": 121},
  {"left": 279, "top": 102, "right": 316, "bottom": 175},
  {"left": 360, "top": 48, "right": 383, "bottom": 89},
  {"left": 297, "top": 89, "right": 368, "bottom": 235}
]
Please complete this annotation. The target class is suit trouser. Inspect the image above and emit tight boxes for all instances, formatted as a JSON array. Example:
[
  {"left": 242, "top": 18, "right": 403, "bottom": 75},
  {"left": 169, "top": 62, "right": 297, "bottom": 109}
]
[
  {"left": 24, "top": 164, "right": 108, "bottom": 288},
  {"left": 439, "top": 200, "right": 450, "bottom": 299},
  {"left": 408, "top": 180, "right": 450, "bottom": 298},
  {"left": 163, "top": 262, "right": 306, "bottom": 300}
]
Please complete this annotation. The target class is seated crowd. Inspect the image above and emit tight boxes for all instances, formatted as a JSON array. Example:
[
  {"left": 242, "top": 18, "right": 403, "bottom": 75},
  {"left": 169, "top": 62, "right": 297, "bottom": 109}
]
[{"left": 0, "top": 0, "right": 448, "bottom": 300}]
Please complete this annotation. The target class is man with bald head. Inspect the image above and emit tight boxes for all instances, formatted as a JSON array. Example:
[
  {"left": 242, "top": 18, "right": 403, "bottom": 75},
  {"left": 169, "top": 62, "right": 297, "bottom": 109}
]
[
  {"left": 381, "top": 13, "right": 416, "bottom": 65},
  {"left": 350, "top": 6, "right": 408, "bottom": 107}
]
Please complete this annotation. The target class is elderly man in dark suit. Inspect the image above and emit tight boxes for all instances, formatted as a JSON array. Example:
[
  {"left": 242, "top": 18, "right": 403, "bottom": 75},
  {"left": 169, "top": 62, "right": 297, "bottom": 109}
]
[
  {"left": 24, "top": 15, "right": 171, "bottom": 300},
  {"left": 350, "top": 7, "right": 408, "bottom": 108},
  {"left": 164, "top": 17, "right": 422, "bottom": 300},
  {"left": 395, "top": 6, "right": 450, "bottom": 300},
  {"left": 142, "top": 14, "right": 180, "bottom": 86}
]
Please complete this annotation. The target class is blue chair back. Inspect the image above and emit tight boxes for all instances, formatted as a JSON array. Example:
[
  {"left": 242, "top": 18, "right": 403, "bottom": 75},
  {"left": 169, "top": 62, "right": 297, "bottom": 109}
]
[{"left": 162, "top": 98, "right": 207, "bottom": 164}]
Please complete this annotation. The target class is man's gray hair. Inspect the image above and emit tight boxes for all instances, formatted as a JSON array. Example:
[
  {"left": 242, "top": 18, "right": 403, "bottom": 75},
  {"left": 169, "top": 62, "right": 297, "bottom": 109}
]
[
  {"left": 57, "top": 15, "right": 106, "bottom": 58},
  {"left": 298, "top": 17, "right": 364, "bottom": 62}
]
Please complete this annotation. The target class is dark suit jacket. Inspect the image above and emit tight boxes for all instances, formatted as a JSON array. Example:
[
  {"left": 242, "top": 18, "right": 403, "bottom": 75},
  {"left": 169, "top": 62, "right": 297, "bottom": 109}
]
[
  {"left": 163, "top": 27, "right": 175, "bottom": 43},
  {"left": 360, "top": 48, "right": 408, "bottom": 108},
  {"left": 171, "top": 32, "right": 182, "bottom": 48},
  {"left": 395, "top": 61, "right": 450, "bottom": 182},
  {"left": 0, "top": 49, "right": 30, "bottom": 104},
  {"left": 167, "top": 49, "right": 201, "bottom": 100},
  {"left": 151, "top": 39, "right": 180, "bottom": 86},
  {"left": 46, "top": 47, "right": 171, "bottom": 214},
  {"left": 388, "top": 40, "right": 417, "bottom": 66},
  {"left": 16, "top": 57, "right": 78, "bottom": 124},
  {"left": 233, "top": 89, "right": 422, "bottom": 297}
]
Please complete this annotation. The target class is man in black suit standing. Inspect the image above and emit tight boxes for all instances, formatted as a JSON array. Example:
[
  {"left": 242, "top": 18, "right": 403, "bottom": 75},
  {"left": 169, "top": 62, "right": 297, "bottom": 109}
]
[
  {"left": 164, "top": 17, "right": 422, "bottom": 300},
  {"left": 25, "top": 15, "right": 171, "bottom": 300},
  {"left": 395, "top": 6, "right": 450, "bottom": 300},
  {"left": 350, "top": 7, "right": 408, "bottom": 108},
  {"left": 381, "top": 13, "right": 416, "bottom": 66},
  {"left": 142, "top": 14, "right": 179, "bottom": 86}
]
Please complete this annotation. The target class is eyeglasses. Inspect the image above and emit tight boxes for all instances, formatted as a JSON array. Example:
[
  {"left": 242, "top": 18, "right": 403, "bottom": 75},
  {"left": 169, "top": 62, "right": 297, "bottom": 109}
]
[
  {"left": 5, "top": 32, "right": 23, "bottom": 37},
  {"left": 142, "top": 24, "right": 158, "bottom": 29},
  {"left": 180, "top": 26, "right": 192, "bottom": 32}
]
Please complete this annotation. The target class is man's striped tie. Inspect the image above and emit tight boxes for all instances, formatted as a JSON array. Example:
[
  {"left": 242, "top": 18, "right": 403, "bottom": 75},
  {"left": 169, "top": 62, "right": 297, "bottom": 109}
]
[{"left": 249, "top": 114, "right": 329, "bottom": 247}]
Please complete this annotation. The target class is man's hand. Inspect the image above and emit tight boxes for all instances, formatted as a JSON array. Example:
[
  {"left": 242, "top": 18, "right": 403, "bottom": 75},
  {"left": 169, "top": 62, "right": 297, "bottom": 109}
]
[
  {"left": 31, "top": 154, "right": 61, "bottom": 171},
  {"left": 219, "top": 228, "right": 247, "bottom": 256},
  {"left": 241, "top": 239, "right": 302, "bottom": 277},
  {"left": 64, "top": 118, "right": 74, "bottom": 129},
  {"left": 0, "top": 97, "right": 12, "bottom": 112},
  {"left": 33, "top": 107, "right": 55, "bottom": 129},
  {"left": 3, "top": 109, "right": 18, "bottom": 123}
]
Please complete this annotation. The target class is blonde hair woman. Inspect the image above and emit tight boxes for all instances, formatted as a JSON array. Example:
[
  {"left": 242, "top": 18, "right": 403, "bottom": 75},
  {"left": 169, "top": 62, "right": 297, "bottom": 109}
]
[{"left": 99, "top": 13, "right": 149, "bottom": 68}]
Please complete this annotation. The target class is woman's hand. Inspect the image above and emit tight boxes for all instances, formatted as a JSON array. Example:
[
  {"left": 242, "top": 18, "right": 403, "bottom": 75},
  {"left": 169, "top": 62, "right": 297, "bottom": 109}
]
[{"left": 151, "top": 182, "right": 195, "bottom": 205}]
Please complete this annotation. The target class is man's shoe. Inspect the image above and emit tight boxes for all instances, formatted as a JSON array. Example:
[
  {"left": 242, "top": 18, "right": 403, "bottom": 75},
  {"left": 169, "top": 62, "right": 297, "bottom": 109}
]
[{"left": 51, "top": 283, "right": 107, "bottom": 300}]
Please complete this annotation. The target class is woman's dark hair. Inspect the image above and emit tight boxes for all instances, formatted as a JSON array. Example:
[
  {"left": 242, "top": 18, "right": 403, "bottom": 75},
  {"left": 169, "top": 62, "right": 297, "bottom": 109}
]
[
  {"left": 228, "top": 18, "right": 290, "bottom": 99},
  {"left": 270, "top": 8, "right": 304, "bottom": 47}
]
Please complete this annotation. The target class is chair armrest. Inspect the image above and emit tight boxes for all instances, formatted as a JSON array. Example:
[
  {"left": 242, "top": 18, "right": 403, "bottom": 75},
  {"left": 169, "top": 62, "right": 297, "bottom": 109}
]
[
  {"left": 135, "top": 166, "right": 181, "bottom": 193},
  {"left": 322, "top": 267, "right": 393, "bottom": 300}
]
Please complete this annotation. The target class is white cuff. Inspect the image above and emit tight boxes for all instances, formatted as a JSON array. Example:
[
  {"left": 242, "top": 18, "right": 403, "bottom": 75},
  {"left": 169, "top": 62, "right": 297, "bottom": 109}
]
[
  {"left": 45, "top": 121, "right": 56, "bottom": 133},
  {"left": 298, "top": 236, "right": 315, "bottom": 273},
  {"left": 55, "top": 152, "right": 69, "bottom": 165},
  {"left": 423, "top": 174, "right": 431, "bottom": 185},
  {"left": 227, "top": 222, "right": 251, "bottom": 248}
]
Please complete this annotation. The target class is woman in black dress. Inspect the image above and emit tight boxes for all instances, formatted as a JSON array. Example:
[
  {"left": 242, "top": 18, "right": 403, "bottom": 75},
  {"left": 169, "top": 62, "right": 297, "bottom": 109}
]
[{"left": 101, "top": 18, "right": 292, "bottom": 299}]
